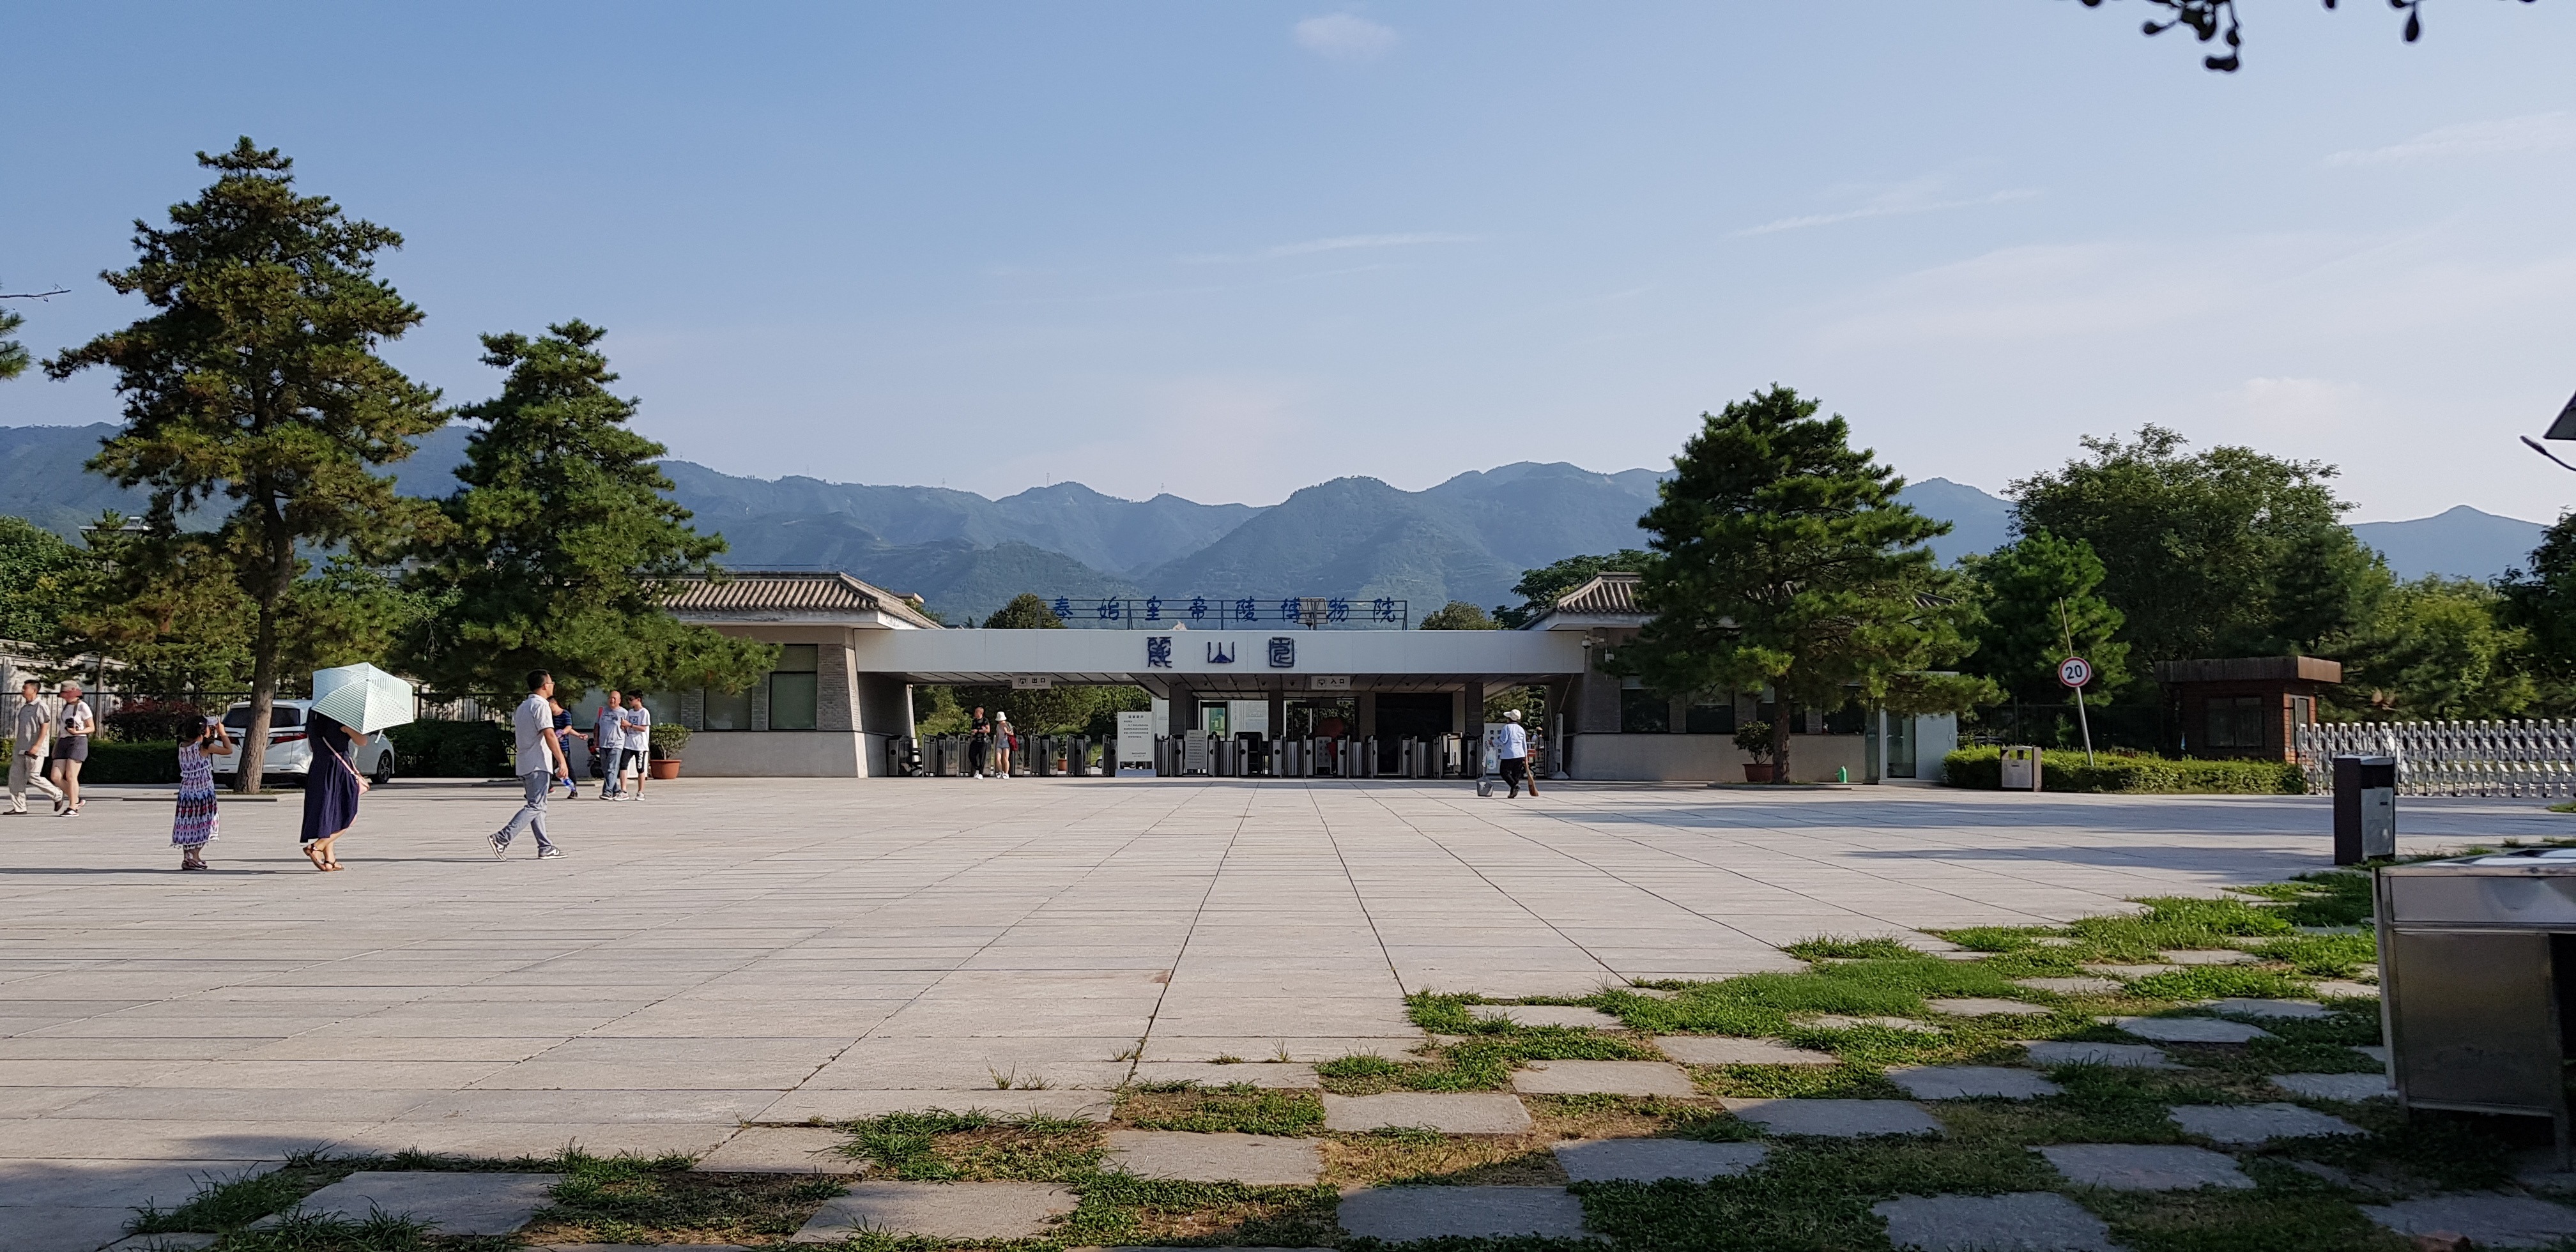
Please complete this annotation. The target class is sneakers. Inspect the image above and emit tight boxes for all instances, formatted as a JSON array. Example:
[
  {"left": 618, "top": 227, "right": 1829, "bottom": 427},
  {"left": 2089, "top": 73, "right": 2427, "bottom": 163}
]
[
  {"left": 489, "top": 834, "right": 508, "bottom": 859},
  {"left": 537, "top": 847, "right": 565, "bottom": 860}
]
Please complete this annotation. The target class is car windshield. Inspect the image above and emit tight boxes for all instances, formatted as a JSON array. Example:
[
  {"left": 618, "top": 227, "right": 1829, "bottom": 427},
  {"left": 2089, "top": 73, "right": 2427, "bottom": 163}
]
[{"left": 221, "top": 706, "right": 305, "bottom": 729}]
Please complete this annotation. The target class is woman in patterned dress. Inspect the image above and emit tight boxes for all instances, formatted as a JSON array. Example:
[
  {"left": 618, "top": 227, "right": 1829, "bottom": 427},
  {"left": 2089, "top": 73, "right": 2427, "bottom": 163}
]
[{"left": 172, "top": 717, "right": 233, "bottom": 871}]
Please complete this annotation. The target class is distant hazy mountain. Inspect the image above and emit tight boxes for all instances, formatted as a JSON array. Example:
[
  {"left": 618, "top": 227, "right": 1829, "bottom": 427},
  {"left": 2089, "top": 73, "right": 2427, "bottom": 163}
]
[
  {"left": 1901, "top": 477, "right": 2015, "bottom": 565},
  {"left": 2352, "top": 505, "right": 2551, "bottom": 581},
  {"left": 0, "top": 424, "right": 152, "bottom": 533}
]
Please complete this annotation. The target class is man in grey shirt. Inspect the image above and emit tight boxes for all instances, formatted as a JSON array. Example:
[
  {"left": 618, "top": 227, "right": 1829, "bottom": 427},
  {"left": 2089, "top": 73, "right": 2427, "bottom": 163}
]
[
  {"left": 8, "top": 679, "right": 63, "bottom": 814},
  {"left": 491, "top": 669, "right": 565, "bottom": 859}
]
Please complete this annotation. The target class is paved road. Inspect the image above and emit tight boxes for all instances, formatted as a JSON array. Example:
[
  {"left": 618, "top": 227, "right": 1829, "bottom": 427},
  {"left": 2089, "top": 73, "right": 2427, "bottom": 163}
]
[{"left": 0, "top": 776, "right": 2556, "bottom": 1248}]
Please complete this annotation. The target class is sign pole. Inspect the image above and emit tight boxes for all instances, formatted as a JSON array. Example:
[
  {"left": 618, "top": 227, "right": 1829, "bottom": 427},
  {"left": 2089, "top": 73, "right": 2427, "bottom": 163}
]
[{"left": 2057, "top": 600, "right": 2095, "bottom": 766}]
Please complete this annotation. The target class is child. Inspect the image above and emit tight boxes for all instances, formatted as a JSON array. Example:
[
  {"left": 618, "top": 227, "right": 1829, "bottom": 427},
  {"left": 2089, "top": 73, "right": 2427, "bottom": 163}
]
[
  {"left": 173, "top": 716, "right": 233, "bottom": 871},
  {"left": 548, "top": 696, "right": 583, "bottom": 800}
]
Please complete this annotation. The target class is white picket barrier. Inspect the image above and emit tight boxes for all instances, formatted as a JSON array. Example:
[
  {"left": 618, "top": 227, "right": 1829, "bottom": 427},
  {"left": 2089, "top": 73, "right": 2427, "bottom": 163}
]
[{"left": 2295, "top": 719, "right": 2576, "bottom": 798}]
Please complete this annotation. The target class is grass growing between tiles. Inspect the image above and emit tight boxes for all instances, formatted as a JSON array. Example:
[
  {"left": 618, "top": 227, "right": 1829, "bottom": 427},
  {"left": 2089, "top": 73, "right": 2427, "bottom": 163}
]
[
  {"left": 516, "top": 1152, "right": 850, "bottom": 1246},
  {"left": 1119, "top": 1081, "right": 1327, "bottom": 1135},
  {"left": 127, "top": 1145, "right": 694, "bottom": 1246}
]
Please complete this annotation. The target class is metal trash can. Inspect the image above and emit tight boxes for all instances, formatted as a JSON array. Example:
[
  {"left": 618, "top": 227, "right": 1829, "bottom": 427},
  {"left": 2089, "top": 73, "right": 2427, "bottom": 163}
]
[
  {"left": 2379, "top": 851, "right": 2576, "bottom": 1163},
  {"left": 2334, "top": 755, "right": 2397, "bottom": 865},
  {"left": 2000, "top": 745, "right": 2041, "bottom": 791}
]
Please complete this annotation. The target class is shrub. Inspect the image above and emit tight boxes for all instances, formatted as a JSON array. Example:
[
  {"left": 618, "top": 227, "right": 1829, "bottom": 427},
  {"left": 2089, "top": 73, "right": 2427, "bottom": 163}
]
[
  {"left": 382, "top": 719, "right": 514, "bottom": 777},
  {"left": 648, "top": 722, "right": 691, "bottom": 758},
  {"left": 1942, "top": 745, "right": 2302, "bottom": 794},
  {"left": 79, "top": 740, "right": 183, "bottom": 784},
  {"left": 103, "top": 698, "right": 206, "bottom": 744}
]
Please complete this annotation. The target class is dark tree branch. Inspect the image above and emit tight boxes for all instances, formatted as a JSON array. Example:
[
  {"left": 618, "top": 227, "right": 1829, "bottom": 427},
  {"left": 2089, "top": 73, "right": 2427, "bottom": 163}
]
[
  {"left": 2080, "top": 0, "right": 2529, "bottom": 73},
  {"left": 0, "top": 287, "right": 70, "bottom": 300}
]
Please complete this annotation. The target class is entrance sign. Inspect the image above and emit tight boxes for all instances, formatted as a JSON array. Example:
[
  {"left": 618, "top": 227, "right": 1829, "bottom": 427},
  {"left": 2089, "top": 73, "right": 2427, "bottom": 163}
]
[
  {"left": 1011, "top": 676, "right": 1053, "bottom": 691},
  {"left": 1308, "top": 675, "right": 1351, "bottom": 691},
  {"left": 1116, "top": 711, "right": 1153, "bottom": 768},
  {"left": 2058, "top": 656, "right": 2093, "bottom": 689},
  {"left": 1268, "top": 637, "right": 1296, "bottom": 668}
]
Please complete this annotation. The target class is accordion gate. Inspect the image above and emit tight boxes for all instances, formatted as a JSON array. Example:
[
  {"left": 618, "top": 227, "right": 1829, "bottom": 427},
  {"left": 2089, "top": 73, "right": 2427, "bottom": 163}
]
[{"left": 2295, "top": 719, "right": 2576, "bottom": 798}]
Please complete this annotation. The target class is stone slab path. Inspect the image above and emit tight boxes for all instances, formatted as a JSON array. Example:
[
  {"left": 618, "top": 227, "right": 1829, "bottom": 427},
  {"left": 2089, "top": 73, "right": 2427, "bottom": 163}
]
[
  {"left": 2169, "top": 1103, "right": 2365, "bottom": 1146},
  {"left": 2037, "top": 1143, "right": 2254, "bottom": 1191},
  {"left": 1104, "top": 1130, "right": 1322, "bottom": 1184},
  {"left": 1655, "top": 1035, "right": 1836, "bottom": 1066},
  {"left": 696, "top": 1126, "right": 866, "bottom": 1173},
  {"left": 2021, "top": 1041, "right": 2176, "bottom": 1069},
  {"left": 1509, "top": 1059, "right": 1698, "bottom": 1097},
  {"left": 1, "top": 779, "right": 2537, "bottom": 1247},
  {"left": 1477, "top": 1005, "right": 1621, "bottom": 1028},
  {"left": 1337, "top": 1186, "right": 1590, "bottom": 1241},
  {"left": 2271, "top": 1073, "right": 2396, "bottom": 1101},
  {"left": 1873, "top": 1191, "right": 2117, "bottom": 1252},
  {"left": 2209, "top": 998, "right": 2331, "bottom": 1019},
  {"left": 269, "top": 1171, "right": 560, "bottom": 1236},
  {"left": 2109, "top": 1015, "right": 2275, "bottom": 1043},
  {"left": 1720, "top": 1098, "right": 1945, "bottom": 1138},
  {"left": 1887, "top": 1065, "right": 2063, "bottom": 1100},
  {"left": 1552, "top": 1138, "right": 1767, "bottom": 1182},
  {"left": 1927, "top": 997, "right": 2051, "bottom": 1017},
  {"left": 792, "top": 1180, "right": 1078, "bottom": 1242},
  {"left": 2361, "top": 1194, "right": 2576, "bottom": 1248},
  {"left": 1322, "top": 1092, "right": 1534, "bottom": 1134}
]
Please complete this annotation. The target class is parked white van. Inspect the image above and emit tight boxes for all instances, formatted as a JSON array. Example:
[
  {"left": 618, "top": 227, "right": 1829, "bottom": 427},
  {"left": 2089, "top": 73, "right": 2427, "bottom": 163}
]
[{"left": 211, "top": 700, "right": 397, "bottom": 786}]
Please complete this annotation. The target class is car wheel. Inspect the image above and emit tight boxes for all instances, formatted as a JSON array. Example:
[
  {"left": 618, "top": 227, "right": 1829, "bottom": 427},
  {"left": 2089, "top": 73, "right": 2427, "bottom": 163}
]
[{"left": 372, "top": 756, "right": 395, "bottom": 786}]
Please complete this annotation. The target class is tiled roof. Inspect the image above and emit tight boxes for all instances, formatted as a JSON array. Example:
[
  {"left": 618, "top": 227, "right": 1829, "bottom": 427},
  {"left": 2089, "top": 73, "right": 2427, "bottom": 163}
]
[
  {"left": 1551, "top": 571, "right": 1643, "bottom": 615},
  {"left": 664, "top": 571, "right": 939, "bottom": 628}
]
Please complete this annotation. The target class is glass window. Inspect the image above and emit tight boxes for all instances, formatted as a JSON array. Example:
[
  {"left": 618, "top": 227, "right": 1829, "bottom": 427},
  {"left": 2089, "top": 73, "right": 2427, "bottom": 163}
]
[
  {"left": 2207, "top": 696, "right": 2266, "bottom": 749},
  {"left": 641, "top": 691, "right": 685, "bottom": 737},
  {"left": 702, "top": 685, "right": 753, "bottom": 730},
  {"left": 1619, "top": 689, "right": 1669, "bottom": 734},
  {"left": 1685, "top": 698, "right": 1736, "bottom": 735},
  {"left": 767, "top": 644, "right": 820, "bottom": 731}
]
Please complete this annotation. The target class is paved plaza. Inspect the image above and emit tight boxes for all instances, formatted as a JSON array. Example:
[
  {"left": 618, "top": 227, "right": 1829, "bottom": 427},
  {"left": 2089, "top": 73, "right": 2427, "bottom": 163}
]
[{"left": 0, "top": 777, "right": 2556, "bottom": 1248}]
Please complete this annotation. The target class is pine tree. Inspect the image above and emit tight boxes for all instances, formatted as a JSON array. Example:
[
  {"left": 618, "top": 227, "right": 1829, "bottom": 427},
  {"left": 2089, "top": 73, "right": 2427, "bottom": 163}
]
[
  {"left": 46, "top": 139, "right": 445, "bottom": 790},
  {"left": 1967, "top": 530, "right": 2132, "bottom": 705},
  {"left": 401, "top": 321, "right": 772, "bottom": 699},
  {"left": 1625, "top": 386, "right": 1983, "bottom": 781}
]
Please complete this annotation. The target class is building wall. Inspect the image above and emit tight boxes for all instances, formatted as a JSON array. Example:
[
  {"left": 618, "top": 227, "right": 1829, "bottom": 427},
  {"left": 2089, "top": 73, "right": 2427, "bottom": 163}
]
[
  {"left": 1567, "top": 732, "right": 1867, "bottom": 783},
  {"left": 684, "top": 730, "right": 865, "bottom": 777}
]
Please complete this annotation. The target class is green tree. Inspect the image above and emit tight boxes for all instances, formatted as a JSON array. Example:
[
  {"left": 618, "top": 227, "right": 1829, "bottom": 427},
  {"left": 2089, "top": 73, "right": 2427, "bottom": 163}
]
[
  {"left": 2499, "top": 512, "right": 2576, "bottom": 714},
  {"left": 940, "top": 592, "right": 1147, "bottom": 733},
  {"left": 1493, "top": 550, "right": 1650, "bottom": 628},
  {"left": 1965, "top": 530, "right": 2132, "bottom": 705},
  {"left": 2333, "top": 576, "right": 2533, "bottom": 720},
  {"left": 1625, "top": 386, "right": 1985, "bottom": 781},
  {"left": 983, "top": 592, "right": 1065, "bottom": 630},
  {"left": 0, "top": 517, "right": 82, "bottom": 643},
  {"left": 400, "top": 321, "right": 771, "bottom": 700},
  {"left": 0, "top": 307, "right": 26, "bottom": 381},
  {"left": 1419, "top": 600, "right": 1498, "bottom": 630},
  {"left": 2008, "top": 425, "right": 2385, "bottom": 669},
  {"left": 45, "top": 139, "right": 445, "bottom": 790}
]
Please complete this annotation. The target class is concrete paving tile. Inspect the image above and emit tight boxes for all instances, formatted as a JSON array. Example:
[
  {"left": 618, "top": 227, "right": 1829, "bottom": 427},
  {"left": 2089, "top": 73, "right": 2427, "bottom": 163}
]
[
  {"left": 2108, "top": 1016, "right": 2274, "bottom": 1044},
  {"left": 1510, "top": 1060, "right": 1698, "bottom": 1097},
  {"left": 1552, "top": 1138, "right": 1767, "bottom": 1182},
  {"left": 2168, "top": 1103, "right": 2365, "bottom": 1145},
  {"left": 271, "top": 1171, "right": 561, "bottom": 1236},
  {"left": 2312, "top": 979, "right": 2380, "bottom": 999},
  {"left": 792, "top": 1180, "right": 1077, "bottom": 1241},
  {"left": 1104, "top": 1130, "right": 1322, "bottom": 1184},
  {"left": 1142, "top": 1035, "right": 1420, "bottom": 1063},
  {"left": 2208, "top": 998, "right": 2332, "bottom": 1020},
  {"left": 392, "top": 1089, "right": 779, "bottom": 1124},
  {"left": 1807, "top": 1015, "right": 1938, "bottom": 1032},
  {"left": 1872, "top": 1191, "right": 2116, "bottom": 1251},
  {"left": 2085, "top": 963, "right": 2182, "bottom": 978},
  {"left": 2037, "top": 1143, "right": 2254, "bottom": 1191},
  {"left": 2352, "top": 1045, "right": 2391, "bottom": 1064},
  {"left": 1336, "top": 1186, "right": 1589, "bottom": 1242},
  {"left": 1322, "top": 1092, "right": 1534, "bottom": 1134},
  {"left": 755, "top": 1090, "right": 1114, "bottom": 1123},
  {"left": 378, "top": 1122, "right": 739, "bottom": 1158},
  {"left": 2021, "top": 1041, "right": 2177, "bottom": 1069},
  {"left": 2271, "top": 1073, "right": 2397, "bottom": 1101},
  {"left": 1, "top": 1207, "right": 149, "bottom": 1252},
  {"left": 2157, "top": 949, "right": 2258, "bottom": 965},
  {"left": 1720, "top": 1099, "right": 1943, "bottom": 1138},
  {"left": 1886, "top": 1066, "right": 2063, "bottom": 1100},
  {"left": 1654, "top": 1036, "right": 1837, "bottom": 1066},
  {"left": 696, "top": 1126, "right": 867, "bottom": 1173},
  {"left": 47, "top": 1087, "right": 445, "bottom": 1122},
  {"left": 1926, "top": 998, "right": 2053, "bottom": 1018},
  {"left": 2362, "top": 1194, "right": 2576, "bottom": 1248},
  {"left": 1128, "top": 1062, "right": 1319, "bottom": 1088}
]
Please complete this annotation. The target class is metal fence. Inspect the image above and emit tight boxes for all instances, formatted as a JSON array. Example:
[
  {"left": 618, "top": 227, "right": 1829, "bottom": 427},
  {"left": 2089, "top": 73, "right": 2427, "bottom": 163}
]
[{"left": 2295, "top": 719, "right": 2576, "bottom": 798}]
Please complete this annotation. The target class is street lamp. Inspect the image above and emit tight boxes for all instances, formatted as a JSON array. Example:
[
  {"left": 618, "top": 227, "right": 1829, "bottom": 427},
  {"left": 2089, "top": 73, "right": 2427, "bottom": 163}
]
[{"left": 2523, "top": 389, "right": 2576, "bottom": 472}]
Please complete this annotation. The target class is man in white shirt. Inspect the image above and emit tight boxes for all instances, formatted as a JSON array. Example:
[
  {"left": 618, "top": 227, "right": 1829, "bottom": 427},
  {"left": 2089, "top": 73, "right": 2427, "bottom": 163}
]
[
  {"left": 1490, "top": 708, "right": 1537, "bottom": 798},
  {"left": 620, "top": 694, "right": 652, "bottom": 800},
  {"left": 7, "top": 679, "right": 63, "bottom": 814},
  {"left": 491, "top": 669, "right": 565, "bottom": 859},
  {"left": 594, "top": 689, "right": 626, "bottom": 800}
]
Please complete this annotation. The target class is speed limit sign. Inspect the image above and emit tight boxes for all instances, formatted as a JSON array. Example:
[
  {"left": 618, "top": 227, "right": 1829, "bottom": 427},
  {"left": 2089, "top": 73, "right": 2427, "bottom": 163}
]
[{"left": 2058, "top": 656, "right": 2093, "bottom": 689}]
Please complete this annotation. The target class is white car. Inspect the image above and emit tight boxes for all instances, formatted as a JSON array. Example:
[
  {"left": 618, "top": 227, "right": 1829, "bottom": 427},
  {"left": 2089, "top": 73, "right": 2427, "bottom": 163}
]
[{"left": 211, "top": 700, "right": 397, "bottom": 786}]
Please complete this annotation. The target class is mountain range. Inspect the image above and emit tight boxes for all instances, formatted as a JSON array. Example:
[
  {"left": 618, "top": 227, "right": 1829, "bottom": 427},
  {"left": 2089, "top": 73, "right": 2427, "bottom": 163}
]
[{"left": 0, "top": 423, "right": 2550, "bottom": 622}]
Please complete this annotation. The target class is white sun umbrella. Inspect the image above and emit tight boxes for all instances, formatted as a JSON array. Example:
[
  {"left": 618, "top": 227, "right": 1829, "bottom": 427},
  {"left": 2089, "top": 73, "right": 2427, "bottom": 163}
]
[{"left": 309, "top": 662, "right": 416, "bottom": 734}]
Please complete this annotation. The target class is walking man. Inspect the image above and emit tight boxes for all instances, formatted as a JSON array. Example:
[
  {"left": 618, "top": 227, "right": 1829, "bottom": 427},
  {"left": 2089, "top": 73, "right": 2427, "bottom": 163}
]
[
  {"left": 50, "top": 681, "right": 94, "bottom": 817},
  {"left": 620, "top": 692, "right": 652, "bottom": 800},
  {"left": 8, "top": 679, "right": 63, "bottom": 814},
  {"left": 491, "top": 669, "right": 565, "bottom": 859},
  {"left": 968, "top": 706, "right": 991, "bottom": 778},
  {"left": 595, "top": 689, "right": 624, "bottom": 799},
  {"left": 1492, "top": 708, "right": 1537, "bottom": 798}
]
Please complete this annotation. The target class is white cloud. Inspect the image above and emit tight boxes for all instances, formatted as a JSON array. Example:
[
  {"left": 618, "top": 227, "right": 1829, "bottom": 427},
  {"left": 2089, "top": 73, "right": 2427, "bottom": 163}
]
[
  {"left": 2325, "top": 112, "right": 2576, "bottom": 167},
  {"left": 1293, "top": 13, "right": 1398, "bottom": 61},
  {"left": 1736, "top": 181, "right": 2039, "bottom": 236},
  {"left": 1179, "top": 232, "right": 1481, "bottom": 264}
]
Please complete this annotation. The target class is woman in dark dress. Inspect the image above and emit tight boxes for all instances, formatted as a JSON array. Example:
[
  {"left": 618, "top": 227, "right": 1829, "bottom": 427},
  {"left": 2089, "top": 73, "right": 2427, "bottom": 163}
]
[{"left": 300, "top": 712, "right": 371, "bottom": 871}]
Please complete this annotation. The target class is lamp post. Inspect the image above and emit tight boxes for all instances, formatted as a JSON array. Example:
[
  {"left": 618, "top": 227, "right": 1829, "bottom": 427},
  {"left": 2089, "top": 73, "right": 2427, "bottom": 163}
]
[{"left": 2523, "top": 390, "right": 2576, "bottom": 471}]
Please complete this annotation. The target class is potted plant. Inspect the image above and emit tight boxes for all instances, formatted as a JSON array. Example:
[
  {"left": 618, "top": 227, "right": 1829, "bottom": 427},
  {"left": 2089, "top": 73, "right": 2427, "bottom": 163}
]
[
  {"left": 1734, "top": 721, "right": 1778, "bottom": 782},
  {"left": 647, "top": 722, "right": 689, "bottom": 780}
]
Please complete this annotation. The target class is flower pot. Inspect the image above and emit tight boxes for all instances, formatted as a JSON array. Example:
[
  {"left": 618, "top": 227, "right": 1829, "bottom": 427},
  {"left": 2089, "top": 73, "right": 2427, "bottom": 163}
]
[
  {"left": 1742, "top": 763, "right": 1776, "bottom": 783},
  {"left": 648, "top": 759, "right": 682, "bottom": 780}
]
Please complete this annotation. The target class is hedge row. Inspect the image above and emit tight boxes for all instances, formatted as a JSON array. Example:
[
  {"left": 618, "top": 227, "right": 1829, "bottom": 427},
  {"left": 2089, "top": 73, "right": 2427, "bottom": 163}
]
[
  {"left": 382, "top": 719, "right": 515, "bottom": 777},
  {"left": 1943, "top": 745, "right": 2304, "bottom": 795},
  {"left": 1, "top": 738, "right": 184, "bottom": 784}
]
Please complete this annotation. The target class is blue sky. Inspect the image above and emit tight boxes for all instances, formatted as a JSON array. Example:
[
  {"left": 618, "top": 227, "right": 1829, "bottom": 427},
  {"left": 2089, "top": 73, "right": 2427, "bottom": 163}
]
[{"left": 5, "top": 3, "right": 2573, "bottom": 523}]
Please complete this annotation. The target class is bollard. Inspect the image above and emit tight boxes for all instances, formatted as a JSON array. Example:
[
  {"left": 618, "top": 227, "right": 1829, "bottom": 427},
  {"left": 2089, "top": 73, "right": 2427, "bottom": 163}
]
[{"left": 2333, "top": 755, "right": 2396, "bottom": 865}]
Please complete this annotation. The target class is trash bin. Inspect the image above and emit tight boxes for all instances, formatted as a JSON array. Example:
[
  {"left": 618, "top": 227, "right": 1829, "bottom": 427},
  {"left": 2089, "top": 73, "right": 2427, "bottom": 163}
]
[
  {"left": 2334, "top": 754, "right": 2397, "bottom": 866},
  {"left": 2000, "top": 745, "right": 2041, "bottom": 791},
  {"left": 2378, "top": 850, "right": 2576, "bottom": 1164}
]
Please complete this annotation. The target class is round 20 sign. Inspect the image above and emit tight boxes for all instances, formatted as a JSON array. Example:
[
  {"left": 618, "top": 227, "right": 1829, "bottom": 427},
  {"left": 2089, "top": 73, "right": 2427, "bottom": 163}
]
[{"left": 2058, "top": 656, "right": 2093, "bottom": 689}]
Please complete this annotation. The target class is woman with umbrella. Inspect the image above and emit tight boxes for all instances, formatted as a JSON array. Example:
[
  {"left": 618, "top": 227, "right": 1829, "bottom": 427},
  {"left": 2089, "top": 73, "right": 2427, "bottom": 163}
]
[{"left": 300, "top": 664, "right": 415, "bottom": 872}]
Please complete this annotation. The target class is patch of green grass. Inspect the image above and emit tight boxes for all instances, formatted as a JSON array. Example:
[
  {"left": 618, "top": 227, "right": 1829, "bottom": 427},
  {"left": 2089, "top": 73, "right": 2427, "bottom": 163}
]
[
  {"left": 1939, "top": 1064, "right": 2245, "bottom": 1147},
  {"left": 127, "top": 1161, "right": 339, "bottom": 1235},
  {"left": 841, "top": 1110, "right": 1100, "bottom": 1182},
  {"left": 2550, "top": 800, "right": 2575, "bottom": 814},
  {"left": 196, "top": 1207, "right": 472, "bottom": 1252},
  {"left": 1315, "top": 1053, "right": 1410, "bottom": 1089},
  {"left": 1590, "top": 956, "right": 2038, "bottom": 1037},
  {"left": 1691, "top": 1062, "right": 1903, "bottom": 1099},
  {"left": 1402, "top": 1029, "right": 1661, "bottom": 1093},
  {"left": 2246, "top": 931, "right": 2376, "bottom": 977},
  {"left": 2089, "top": 1189, "right": 2409, "bottom": 1252},
  {"left": 2232, "top": 869, "right": 2377, "bottom": 928},
  {"left": 1055, "top": 1174, "right": 1340, "bottom": 1249},
  {"left": 1118, "top": 1083, "right": 1326, "bottom": 1136},
  {"left": 2246, "top": 1009, "right": 2383, "bottom": 1050},
  {"left": 1579, "top": 1138, "right": 2058, "bottom": 1249},
  {"left": 2126, "top": 966, "right": 2313, "bottom": 1001},
  {"left": 526, "top": 1150, "right": 844, "bottom": 1244},
  {"left": 2064, "top": 896, "right": 2294, "bottom": 961},
  {"left": 1935, "top": 926, "right": 2062, "bottom": 952},
  {"left": 1781, "top": 935, "right": 1928, "bottom": 961}
]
